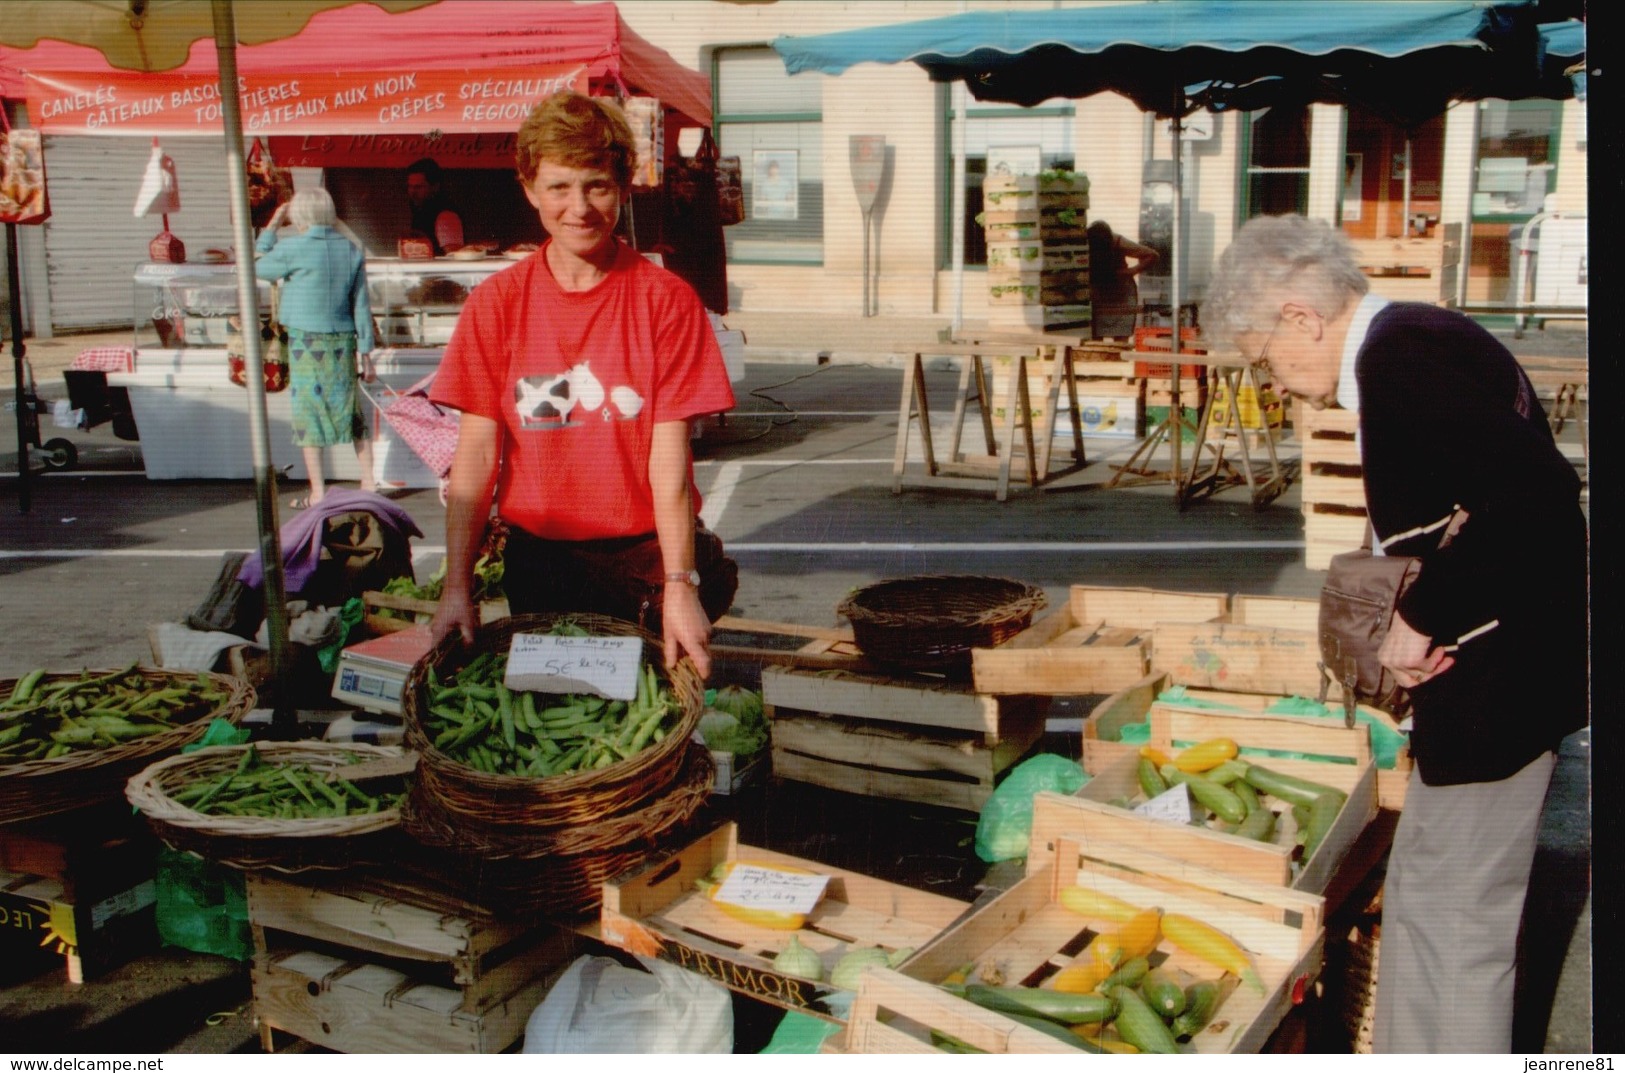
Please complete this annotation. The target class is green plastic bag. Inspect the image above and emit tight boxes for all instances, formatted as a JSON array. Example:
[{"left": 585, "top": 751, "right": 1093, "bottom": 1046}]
[
  {"left": 974, "top": 754, "right": 1089, "bottom": 863},
  {"left": 154, "top": 848, "right": 252, "bottom": 962},
  {"left": 316, "top": 597, "right": 367, "bottom": 674},
  {"left": 759, "top": 1009, "right": 844, "bottom": 1054},
  {"left": 181, "top": 718, "right": 251, "bottom": 753}
]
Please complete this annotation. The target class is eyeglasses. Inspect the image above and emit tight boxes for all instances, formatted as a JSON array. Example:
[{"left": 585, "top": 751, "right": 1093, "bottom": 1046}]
[{"left": 1251, "top": 315, "right": 1284, "bottom": 372}]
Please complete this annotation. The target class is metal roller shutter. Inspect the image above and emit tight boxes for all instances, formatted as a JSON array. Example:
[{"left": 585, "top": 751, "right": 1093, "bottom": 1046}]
[{"left": 41, "top": 135, "right": 237, "bottom": 331}]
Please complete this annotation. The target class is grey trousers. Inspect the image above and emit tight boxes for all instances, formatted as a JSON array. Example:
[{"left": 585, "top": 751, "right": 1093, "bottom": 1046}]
[{"left": 1372, "top": 751, "right": 1556, "bottom": 1053}]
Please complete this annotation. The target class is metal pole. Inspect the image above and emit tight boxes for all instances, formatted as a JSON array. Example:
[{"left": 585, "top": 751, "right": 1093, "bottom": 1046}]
[
  {"left": 950, "top": 81, "right": 967, "bottom": 336},
  {"left": 213, "top": 0, "right": 294, "bottom": 735},
  {"left": 7, "top": 223, "right": 30, "bottom": 514},
  {"left": 1169, "top": 111, "right": 1184, "bottom": 486},
  {"left": 1401, "top": 137, "right": 1413, "bottom": 237}
]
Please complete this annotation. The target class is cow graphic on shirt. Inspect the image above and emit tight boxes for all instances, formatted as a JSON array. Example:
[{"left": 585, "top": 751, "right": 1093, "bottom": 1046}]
[{"left": 515, "top": 361, "right": 642, "bottom": 428}]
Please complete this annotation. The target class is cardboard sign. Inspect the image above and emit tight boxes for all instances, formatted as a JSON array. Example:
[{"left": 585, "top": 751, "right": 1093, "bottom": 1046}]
[
  {"left": 1134, "top": 784, "right": 1194, "bottom": 826},
  {"left": 714, "top": 865, "right": 830, "bottom": 916},
  {"left": 504, "top": 633, "right": 642, "bottom": 700}
]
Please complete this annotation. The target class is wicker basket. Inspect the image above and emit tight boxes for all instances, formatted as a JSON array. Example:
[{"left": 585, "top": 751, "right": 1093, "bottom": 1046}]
[
  {"left": 125, "top": 741, "right": 409, "bottom": 874},
  {"left": 0, "top": 668, "right": 256, "bottom": 826},
  {"left": 401, "top": 743, "right": 715, "bottom": 918},
  {"left": 401, "top": 612, "right": 705, "bottom": 836},
  {"left": 836, "top": 575, "right": 1048, "bottom": 675}
]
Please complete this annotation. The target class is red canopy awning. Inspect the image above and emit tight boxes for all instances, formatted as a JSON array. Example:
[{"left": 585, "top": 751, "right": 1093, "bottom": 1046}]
[{"left": 0, "top": 1, "right": 711, "bottom": 134}]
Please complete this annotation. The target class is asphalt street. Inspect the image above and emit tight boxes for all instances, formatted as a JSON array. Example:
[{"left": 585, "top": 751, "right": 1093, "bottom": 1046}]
[{"left": 0, "top": 335, "right": 1596, "bottom": 1053}]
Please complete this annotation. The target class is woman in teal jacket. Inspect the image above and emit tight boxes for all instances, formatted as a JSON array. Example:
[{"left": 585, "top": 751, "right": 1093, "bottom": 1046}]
[{"left": 255, "top": 188, "right": 377, "bottom": 509}]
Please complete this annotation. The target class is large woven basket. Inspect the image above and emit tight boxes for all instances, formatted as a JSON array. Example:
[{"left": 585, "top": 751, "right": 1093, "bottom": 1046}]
[
  {"left": 0, "top": 667, "right": 255, "bottom": 826},
  {"left": 401, "top": 612, "right": 705, "bottom": 836},
  {"left": 401, "top": 743, "right": 715, "bottom": 919},
  {"left": 125, "top": 741, "right": 410, "bottom": 874},
  {"left": 836, "top": 575, "right": 1048, "bottom": 675}
]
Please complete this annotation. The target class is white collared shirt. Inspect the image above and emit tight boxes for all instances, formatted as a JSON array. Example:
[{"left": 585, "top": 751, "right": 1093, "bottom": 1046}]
[{"left": 1336, "top": 292, "right": 1390, "bottom": 414}]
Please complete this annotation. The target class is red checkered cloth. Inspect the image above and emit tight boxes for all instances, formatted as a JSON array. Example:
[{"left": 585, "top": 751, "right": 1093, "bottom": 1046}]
[{"left": 71, "top": 347, "right": 135, "bottom": 372}]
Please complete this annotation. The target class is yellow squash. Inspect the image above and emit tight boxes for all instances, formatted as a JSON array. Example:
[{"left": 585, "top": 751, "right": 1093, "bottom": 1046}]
[
  {"left": 1159, "top": 912, "right": 1264, "bottom": 994},
  {"left": 1172, "top": 737, "right": 1240, "bottom": 773},
  {"left": 1057, "top": 885, "right": 1142, "bottom": 925}
]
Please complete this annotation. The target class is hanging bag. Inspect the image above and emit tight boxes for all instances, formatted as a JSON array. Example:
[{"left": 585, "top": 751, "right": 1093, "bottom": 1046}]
[
  {"left": 0, "top": 111, "right": 50, "bottom": 226},
  {"left": 364, "top": 372, "right": 459, "bottom": 478},
  {"left": 227, "top": 284, "right": 290, "bottom": 393},
  {"left": 1317, "top": 508, "right": 1467, "bottom": 725}
]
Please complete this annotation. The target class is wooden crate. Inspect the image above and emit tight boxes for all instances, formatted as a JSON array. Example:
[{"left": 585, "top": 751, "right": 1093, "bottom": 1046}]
[
  {"left": 247, "top": 871, "right": 580, "bottom": 1054},
  {"left": 971, "top": 585, "right": 1227, "bottom": 696},
  {"left": 763, "top": 666, "right": 1048, "bottom": 813},
  {"left": 363, "top": 591, "right": 510, "bottom": 635},
  {"left": 1151, "top": 618, "right": 1324, "bottom": 698},
  {"left": 1071, "top": 703, "right": 1378, "bottom": 894},
  {"left": 840, "top": 793, "right": 1324, "bottom": 1054},
  {"left": 1300, "top": 408, "right": 1367, "bottom": 570},
  {"left": 1082, "top": 673, "right": 1411, "bottom": 813},
  {"left": 598, "top": 821, "right": 970, "bottom": 1023}
]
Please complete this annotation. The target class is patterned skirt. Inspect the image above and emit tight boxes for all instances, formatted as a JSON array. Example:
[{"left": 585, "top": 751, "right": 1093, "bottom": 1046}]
[{"left": 286, "top": 327, "right": 367, "bottom": 448}]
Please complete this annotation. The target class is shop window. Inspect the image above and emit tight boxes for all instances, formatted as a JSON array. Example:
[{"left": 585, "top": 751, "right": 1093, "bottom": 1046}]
[
  {"left": 1469, "top": 100, "right": 1562, "bottom": 220},
  {"left": 946, "top": 101, "right": 1075, "bottom": 268},
  {"left": 716, "top": 47, "right": 824, "bottom": 265},
  {"left": 1241, "top": 105, "right": 1312, "bottom": 219}
]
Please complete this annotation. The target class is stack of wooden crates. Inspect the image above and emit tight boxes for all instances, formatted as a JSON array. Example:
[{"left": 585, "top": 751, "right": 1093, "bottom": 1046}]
[
  {"left": 1299, "top": 407, "right": 1369, "bottom": 569},
  {"left": 982, "top": 170, "right": 1093, "bottom": 332}
]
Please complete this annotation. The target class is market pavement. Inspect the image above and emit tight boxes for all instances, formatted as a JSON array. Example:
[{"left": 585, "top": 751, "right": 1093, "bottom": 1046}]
[{"left": 0, "top": 315, "right": 1596, "bottom": 1053}]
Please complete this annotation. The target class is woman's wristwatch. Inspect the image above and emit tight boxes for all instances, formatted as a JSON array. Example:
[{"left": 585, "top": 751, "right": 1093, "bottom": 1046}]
[{"left": 665, "top": 569, "right": 700, "bottom": 587}]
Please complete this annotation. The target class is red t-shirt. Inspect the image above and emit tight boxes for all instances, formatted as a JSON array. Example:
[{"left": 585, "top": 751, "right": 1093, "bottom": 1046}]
[{"left": 431, "top": 241, "right": 735, "bottom": 540}]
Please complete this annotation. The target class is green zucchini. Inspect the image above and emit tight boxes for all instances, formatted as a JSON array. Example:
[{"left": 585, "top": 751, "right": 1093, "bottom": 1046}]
[
  {"left": 1001, "top": 1012, "right": 1106, "bottom": 1052},
  {"left": 1137, "top": 755, "right": 1169, "bottom": 798},
  {"left": 1109, "top": 985, "right": 1181, "bottom": 1054},
  {"left": 1230, "top": 778, "right": 1261, "bottom": 816},
  {"left": 1139, "top": 967, "right": 1188, "bottom": 1018},
  {"left": 1100, "top": 955, "right": 1150, "bottom": 991},
  {"left": 962, "top": 984, "right": 1116, "bottom": 1025},
  {"left": 1171, "top": 980, "right": 1223, "bottom": 1040},
  {"left": 1241, "top": 763, "right": 1346, "bottom": 810},
  {"left": 1302, "top": 791, "right": 1345, "bottom": 859},
  {"left": 1203, "top": 759, "right": 1249, "bottom": 786},
  {"left": 1160, "top": 764, "right": 1248, "bottom": 825},
  {"left": 1233, "top": 804, "right": 1278, "bottom": 842}
]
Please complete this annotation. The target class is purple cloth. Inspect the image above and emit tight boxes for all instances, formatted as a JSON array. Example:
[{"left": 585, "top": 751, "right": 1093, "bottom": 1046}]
[{"left": 236, "top": 489, "right": 423, "bottom": 593}]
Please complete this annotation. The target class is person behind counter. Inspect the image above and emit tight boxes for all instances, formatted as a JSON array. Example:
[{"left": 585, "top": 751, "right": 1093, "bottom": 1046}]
[
  {"left": 255, "top": 188, "right": 377, "bottom": 510},
  {"left": 427, "top": 91, "right": 738, "bottom": 677},
  {"left": 405, "top": 157, "right": 465, "bottom": 255},
  {"left": 1203, "top": 214, "right": 1587, "bottom": 1054},
  {"left": 1086, "top": 220, "right": 1159, "bottom": 340}
]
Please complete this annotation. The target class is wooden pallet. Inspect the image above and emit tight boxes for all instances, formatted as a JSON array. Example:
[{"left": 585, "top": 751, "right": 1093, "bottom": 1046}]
[
  {"left": 247, "top": 870, "right": 580, "bottom": 1054},
  {"left": 599, "top": 821, "right": 970, "bottom": 1022},
  {"left": 763, "top": 666, "right": 1048, "bottom": 813},
  {"left": 1300, "top": 408, "right": 1367, "bottom": 570},
  {"left": 839, "top": 794, "right": 1324, "bottom": 1054}
]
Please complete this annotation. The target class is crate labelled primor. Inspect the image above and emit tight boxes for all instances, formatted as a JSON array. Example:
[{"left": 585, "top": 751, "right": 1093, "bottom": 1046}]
[{"left": 982, "top": 170, "right": 1092, "bottom": 331}]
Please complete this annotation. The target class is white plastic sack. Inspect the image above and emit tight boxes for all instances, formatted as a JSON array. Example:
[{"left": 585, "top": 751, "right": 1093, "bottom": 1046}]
[
  {"left": 133, "top": 142, "right": 181, "bottom": 217},
  {"left": 523, "top": 954, "right": 733, "bottom": 1054}
]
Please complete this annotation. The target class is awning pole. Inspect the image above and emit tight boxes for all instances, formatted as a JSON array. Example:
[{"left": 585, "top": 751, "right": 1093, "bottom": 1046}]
[
  {"left": 1169, "top": 110, "right": 1184, "bottom": 485},
  {"left": 950, "top": 81, "right": 967, "bottom": 336},
  {"left": 213, "top": 0, "right": 295, "bottom": 735}
]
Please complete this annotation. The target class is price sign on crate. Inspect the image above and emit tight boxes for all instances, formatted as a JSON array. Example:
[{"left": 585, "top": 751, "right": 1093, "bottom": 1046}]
[
  {"left": 505, "top": 633, "right": 643, "bottom": 700},
  {"left": 714, "top": 865, "right": 830, "bottom": 915}
]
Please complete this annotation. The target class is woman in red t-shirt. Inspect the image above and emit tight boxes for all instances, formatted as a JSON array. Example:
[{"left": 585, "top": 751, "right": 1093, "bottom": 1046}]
[{"left": 429, "top": 93, "right": 737, "bottom": 677}]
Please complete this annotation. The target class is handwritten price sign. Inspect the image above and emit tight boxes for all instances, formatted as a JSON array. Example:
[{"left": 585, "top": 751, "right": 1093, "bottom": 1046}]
[
  {"left": 505, "top": 633, "right": 642, "bottom": 700},
  {"left": 714, "top": 865, "right": 831, "bottom": 915}
]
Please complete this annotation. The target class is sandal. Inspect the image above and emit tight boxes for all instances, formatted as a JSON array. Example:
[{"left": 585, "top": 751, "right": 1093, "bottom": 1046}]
[{"left": 289, "top": 495, "right": 312, "bottom": 510}]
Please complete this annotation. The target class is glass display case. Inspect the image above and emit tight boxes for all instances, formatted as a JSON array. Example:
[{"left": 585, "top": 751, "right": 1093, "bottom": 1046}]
[{"left": 133, "top": 256, "right": 513, "bottom": 352}]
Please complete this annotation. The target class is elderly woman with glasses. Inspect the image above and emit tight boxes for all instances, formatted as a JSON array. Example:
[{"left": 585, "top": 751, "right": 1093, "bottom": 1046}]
[{"left": 1205, "top": 214, "right": 1587, "bottom": 1054}]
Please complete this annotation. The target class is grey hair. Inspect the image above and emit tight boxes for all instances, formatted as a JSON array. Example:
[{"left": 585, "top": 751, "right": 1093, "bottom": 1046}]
[
  {"left": 285, "top": 187, "right": 338, "bottom": 231},
  {"left": 1204, "top": 215, "right": 1369, "bottom": 341}
]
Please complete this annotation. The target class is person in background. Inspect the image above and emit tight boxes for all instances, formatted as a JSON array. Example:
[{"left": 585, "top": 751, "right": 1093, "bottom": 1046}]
[
  {"left": 1203, "top": 214, "right": 1587, "bottom": 1054},
  {"left": 255, "top": 188, "right": 377, "bottom": 510},
  {"left": 1087, "top": 220, "right": 1159, "bottom": 340},
  {"left": 428, "top": 91, "right": 738, "bottom": 677},
  {"left": 405, "top": 157, "right": 465, "bottom": 255}
]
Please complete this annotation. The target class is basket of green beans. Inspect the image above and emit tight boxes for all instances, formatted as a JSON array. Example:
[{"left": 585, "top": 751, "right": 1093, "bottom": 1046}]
[
  {"left": 125, "top": 741, "right": 411, "bottom": 872},
  {"left": 401, "top": 613, "right": 706, "bottom": 840},
  {"left": 1, "top": 665, "right": 255, "bottom": 826}
]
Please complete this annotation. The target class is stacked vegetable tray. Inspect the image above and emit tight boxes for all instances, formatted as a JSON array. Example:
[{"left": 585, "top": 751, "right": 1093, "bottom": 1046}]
[
  {"left": 400, "top": 613, "right": 713, "bottom": 919},
  {"left": 1, "top": 665, "right": 255, "bottom": 825},
  {"left": 836, "top": 792, "right": 1326, "bottom": 1054}
]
